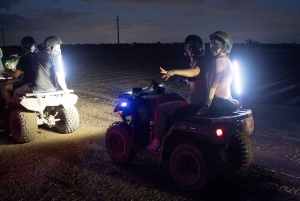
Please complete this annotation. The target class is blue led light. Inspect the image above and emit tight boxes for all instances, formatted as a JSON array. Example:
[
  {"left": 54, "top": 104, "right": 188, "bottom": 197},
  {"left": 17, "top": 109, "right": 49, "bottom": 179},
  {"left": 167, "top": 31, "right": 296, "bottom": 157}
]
[{"left": 121, "top": 102, "right": 127, "bottom": 107}]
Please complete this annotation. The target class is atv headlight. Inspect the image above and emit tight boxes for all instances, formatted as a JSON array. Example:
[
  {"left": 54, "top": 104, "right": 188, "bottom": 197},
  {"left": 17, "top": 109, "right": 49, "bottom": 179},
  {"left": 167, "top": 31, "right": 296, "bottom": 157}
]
[
  {"left": 114, "top": 100, "right": 131, "bottom": 116},
  {"left": 120, "top": 102, "right": 127, "bottom": 107}
]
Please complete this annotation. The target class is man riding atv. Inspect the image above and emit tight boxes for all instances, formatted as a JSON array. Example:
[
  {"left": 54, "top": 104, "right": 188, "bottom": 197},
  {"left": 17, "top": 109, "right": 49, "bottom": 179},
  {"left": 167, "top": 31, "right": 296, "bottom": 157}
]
[
  {"left": 15, "top": 36, "right": 69, "bottom": 94},
  {"left": 196, "top": 31, "right": 239, "bottom": 116},
  {"left": 1, "top": 36, "right": 37, "bottom": 108},
  {"left": 0, "top": 36, "right": 80, "bottom": 143}
]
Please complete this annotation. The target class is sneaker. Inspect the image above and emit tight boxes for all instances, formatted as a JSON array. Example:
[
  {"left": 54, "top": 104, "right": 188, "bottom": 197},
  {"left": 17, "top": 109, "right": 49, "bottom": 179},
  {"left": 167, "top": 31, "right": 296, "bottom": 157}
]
[{"left": 146, "top": 138, "right": 161, "bottom": 153}]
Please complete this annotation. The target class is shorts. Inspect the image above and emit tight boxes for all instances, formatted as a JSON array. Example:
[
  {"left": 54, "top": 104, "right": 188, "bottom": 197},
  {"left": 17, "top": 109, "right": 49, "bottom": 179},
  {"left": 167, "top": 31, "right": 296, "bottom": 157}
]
[
  {"left": 14, "top": 83, "right": 33, "bottom": 95},
  {"left": 13, "top": 81, "right": 26, "bottom": 91},
  {"left": 208, "top": 96, "right": 239, "bottom": 114}
]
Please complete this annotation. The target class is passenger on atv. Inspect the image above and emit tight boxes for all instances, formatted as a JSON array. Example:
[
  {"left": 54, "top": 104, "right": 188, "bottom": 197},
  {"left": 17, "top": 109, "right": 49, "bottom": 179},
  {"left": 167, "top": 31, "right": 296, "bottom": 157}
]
[
  {"left": 14, "top": 36, "right": 69, "bottom": 95},
  {"left": 147, "top": 31, "right": 239, "bottom": 153},
  {"left": 1, "top": 36, "right": 37, "bottom": 108}
]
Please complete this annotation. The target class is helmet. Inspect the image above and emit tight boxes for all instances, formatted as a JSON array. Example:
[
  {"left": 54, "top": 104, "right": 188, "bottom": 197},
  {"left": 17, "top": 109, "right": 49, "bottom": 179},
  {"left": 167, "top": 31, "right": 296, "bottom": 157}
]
[
  {"left": 21, "top": 36, "right": 36, "bottom": 51},
  {"left": 44, "top": 36, "right": 62, "bottom": 49},
  {"left": 184, "top": 35, "right": 205, "bottom": 57},
  {"left": 209, "top": 31, "right": 233, "bottom": 53}
]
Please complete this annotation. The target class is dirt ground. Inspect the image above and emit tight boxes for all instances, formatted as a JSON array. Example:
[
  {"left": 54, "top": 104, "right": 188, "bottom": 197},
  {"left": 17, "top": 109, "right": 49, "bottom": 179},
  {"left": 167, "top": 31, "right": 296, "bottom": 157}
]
[{"left": 0, "top": 45, "right": 299, "bottom": 201}]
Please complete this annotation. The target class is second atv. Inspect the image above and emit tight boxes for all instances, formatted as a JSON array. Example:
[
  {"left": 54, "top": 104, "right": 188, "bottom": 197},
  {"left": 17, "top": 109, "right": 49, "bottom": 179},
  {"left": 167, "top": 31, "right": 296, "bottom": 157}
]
[{"left": 0, "top": 77, "right": 80, "bottom": 143}]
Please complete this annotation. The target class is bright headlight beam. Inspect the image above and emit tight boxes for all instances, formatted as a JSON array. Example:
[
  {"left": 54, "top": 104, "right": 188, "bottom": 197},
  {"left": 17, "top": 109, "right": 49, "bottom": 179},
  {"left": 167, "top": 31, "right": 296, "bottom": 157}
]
[
  {"left": 57, "top": 56, "right": 65, "bottom": 78},
  {"left": 233, "top": 61, "right": 241, "bottom": 95},
  {"left": 121, "top": 102, "right": 127, "bottom": 107}
]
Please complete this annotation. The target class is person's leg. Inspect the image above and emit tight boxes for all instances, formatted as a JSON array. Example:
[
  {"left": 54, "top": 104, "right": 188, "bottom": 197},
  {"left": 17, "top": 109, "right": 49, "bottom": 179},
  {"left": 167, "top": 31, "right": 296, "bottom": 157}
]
[
  {"left": 147, "top": 101, "right": 187, "bottom": 153},
  {"left": 169, "top": 104, "right": 203, "bottom": 126},
  {"left": 154, "top": 101, "right": 188, "bottom": 138},
  {"left": 4, "top": 83, "right": 14, "bottom": 107},
  {"left": 14, "top": 83, "right": 33, "bottom": 95}
]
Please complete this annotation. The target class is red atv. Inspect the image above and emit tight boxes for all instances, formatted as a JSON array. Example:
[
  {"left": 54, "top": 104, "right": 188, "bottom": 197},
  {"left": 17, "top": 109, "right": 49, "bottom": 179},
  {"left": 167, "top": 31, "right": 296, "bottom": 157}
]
[{"left": 105, "top": 80, "right": 254, "bottom": 191}]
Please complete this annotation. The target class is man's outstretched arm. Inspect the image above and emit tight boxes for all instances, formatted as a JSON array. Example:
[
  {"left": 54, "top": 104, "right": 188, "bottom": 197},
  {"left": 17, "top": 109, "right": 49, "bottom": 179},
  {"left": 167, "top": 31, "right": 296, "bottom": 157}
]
[{"left": 56, "top": 72, "right": 68, "bottom": 92}]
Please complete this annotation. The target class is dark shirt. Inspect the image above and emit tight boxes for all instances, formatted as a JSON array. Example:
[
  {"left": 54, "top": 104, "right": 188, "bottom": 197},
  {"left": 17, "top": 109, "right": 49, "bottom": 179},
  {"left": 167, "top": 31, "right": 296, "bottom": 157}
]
[
  {"left": 187, "top": 57, "right": 208, "bottom": 104},
  {"left": 16, "top": 52, "right": 35, "bottom": 84},
  {"left": 32, "top": 52, "right": 62, "bottom": 92}
]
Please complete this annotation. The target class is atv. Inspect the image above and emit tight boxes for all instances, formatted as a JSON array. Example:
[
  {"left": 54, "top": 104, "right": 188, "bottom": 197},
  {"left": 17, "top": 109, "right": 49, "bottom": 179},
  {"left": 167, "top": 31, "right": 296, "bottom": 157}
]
[
  {"left": 0, "top": 77, "right": 80, "bottom": 143},
  {"left": 105, "top": 80, "right": 254, "bottom": 191}
]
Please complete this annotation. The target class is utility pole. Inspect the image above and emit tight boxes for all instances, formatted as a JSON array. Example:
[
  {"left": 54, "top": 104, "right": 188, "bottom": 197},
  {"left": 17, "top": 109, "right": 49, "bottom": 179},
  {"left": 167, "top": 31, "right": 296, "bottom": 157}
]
[
  {"left": 117, "top": 15, "right": 119, "bottom": 45},
  {"left": 1, "top": 28, "right": 5, "bottom": 46}
]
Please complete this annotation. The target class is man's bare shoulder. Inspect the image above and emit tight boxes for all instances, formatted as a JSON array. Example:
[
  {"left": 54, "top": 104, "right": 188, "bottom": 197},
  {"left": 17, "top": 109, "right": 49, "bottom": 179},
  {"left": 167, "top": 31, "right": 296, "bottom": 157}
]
[{"left": 215, "top": 56, "right": 230, "bottom": 68}]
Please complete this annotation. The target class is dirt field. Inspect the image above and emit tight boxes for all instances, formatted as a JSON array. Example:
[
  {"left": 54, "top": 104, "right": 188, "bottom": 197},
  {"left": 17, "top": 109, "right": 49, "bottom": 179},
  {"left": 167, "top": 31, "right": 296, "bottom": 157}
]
[{"left": 0, "top": 44, "right": 299, "bottom": 201}]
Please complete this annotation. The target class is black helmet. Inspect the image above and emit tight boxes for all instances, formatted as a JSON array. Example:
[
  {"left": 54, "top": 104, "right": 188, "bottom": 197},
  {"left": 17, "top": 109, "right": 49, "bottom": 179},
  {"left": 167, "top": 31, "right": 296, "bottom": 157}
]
[
  {"left": 184, "top": 35, "right": 205, "bottom": 57},
  {"left": 21, "top": 36, "right": 37, "bottom": 51},
  {"left": 209, "top": 31, "right": 233, "bottom": 53},
  {"left": 44, "top": 36, "right": 62, "bottom": 49}
]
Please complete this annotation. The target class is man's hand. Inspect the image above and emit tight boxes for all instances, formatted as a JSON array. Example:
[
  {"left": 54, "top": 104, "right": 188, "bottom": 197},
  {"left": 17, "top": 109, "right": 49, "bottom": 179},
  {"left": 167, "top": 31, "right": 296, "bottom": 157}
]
[
  {"left": 1, "top": 72, "right": 8, "bottom": 77},
  {"left": 195, "top": 107, "right": 209, "bottom": 117},
  {"left": 160, "top": 67, "right": 175, "bottom": 81}
]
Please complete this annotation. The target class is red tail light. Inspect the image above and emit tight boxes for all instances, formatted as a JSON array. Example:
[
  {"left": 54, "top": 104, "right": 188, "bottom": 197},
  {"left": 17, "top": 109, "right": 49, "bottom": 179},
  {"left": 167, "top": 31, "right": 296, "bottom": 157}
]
[{"left": 216, "top": 129, "right": 223, "bottom": 137}]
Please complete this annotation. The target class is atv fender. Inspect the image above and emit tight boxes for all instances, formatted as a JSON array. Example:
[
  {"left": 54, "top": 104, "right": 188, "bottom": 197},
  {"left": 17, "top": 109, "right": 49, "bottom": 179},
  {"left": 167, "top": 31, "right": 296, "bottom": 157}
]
[{"left": 20, "top": 94, "right": 78, "bottom": 112}]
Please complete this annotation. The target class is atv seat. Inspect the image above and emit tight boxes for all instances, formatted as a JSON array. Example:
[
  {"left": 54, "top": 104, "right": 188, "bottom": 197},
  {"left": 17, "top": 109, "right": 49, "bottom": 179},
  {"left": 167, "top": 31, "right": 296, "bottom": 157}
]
[
  {"left": 186, "top": 109, "right": 252, "bottom": 123},
  {"left": 14, "top": 93, "right": 27, "bottom": 98},
  {"left": 25, "top": 90, "right": 74, "bottom": 98}
]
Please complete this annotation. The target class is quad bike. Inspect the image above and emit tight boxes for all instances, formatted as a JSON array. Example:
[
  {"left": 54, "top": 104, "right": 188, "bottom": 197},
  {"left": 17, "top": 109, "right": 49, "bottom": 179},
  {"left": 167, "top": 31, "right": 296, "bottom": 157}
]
[
  {"left": 105, "top": 80, "right": 254, "bottom": 191},
  {"left": 0, "top": 77, "right": 80, "bottom": 143}
]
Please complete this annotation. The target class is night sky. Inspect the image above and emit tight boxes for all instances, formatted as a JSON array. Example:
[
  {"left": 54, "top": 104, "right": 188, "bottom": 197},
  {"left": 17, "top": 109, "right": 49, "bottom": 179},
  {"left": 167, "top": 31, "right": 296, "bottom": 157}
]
[{"left": 0, "top": 0, "right": 300, "bottom": 45}]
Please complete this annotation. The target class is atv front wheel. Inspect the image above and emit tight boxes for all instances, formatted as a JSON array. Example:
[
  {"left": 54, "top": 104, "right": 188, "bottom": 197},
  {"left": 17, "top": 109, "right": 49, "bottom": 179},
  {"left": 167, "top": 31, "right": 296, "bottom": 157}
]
[
  {"left": 170, "top": 143, "right": 207, "bottom": 191},
  {"left": 9, "top": 110, "right": 38, "bottom": 143},
  {"left": 53, "top": 105, "right": 80, "bottom": 134},
  {"left": 105, "top": 123, "right": 135, "bottom": 164}
]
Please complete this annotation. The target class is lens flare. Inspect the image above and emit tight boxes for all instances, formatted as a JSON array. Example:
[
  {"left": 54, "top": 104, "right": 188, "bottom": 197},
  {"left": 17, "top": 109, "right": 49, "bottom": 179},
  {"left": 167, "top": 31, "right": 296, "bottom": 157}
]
[
  {"left": 57, "top": 55, "right": 65, "bottom": 78},
  {"left": 233, "top": 61, "right": 241, "bottom": 94}
]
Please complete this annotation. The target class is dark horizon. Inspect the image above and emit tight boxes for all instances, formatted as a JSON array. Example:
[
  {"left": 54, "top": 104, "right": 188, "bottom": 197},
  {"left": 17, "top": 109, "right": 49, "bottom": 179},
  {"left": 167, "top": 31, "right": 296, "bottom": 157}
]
[{"left": 1, "top": 0, "right": 300, "bottom": 45}]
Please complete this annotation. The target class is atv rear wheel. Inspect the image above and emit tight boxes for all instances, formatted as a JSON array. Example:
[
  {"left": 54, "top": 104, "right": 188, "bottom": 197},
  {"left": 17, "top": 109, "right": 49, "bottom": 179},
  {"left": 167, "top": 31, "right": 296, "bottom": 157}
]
[
  {"left": 170, "top": 143, "right": 207, "bottom": 191},
  {"left": 224, "top": 132, "right": 254, "bottom": 173},
  {"left": 53, "top": 105, "right": 80, "bottom": 134},
  {"left": 9, "top": 110, "right": 38, "bottom": 143},
  {"left": 105, "top": 123, "right": 135, "bottom": 164}
]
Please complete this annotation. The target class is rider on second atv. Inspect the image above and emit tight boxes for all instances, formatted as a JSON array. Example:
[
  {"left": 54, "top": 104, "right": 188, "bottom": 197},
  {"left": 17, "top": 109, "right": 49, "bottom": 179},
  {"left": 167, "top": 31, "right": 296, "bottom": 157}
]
[
  {"left": 147, "top": 34, "right": 208, "bottom": 153},
  {"left": 1, "top": 36, "right": 37, "bottom": 108},
  {"left": 14, "top": 36, "right": 69, "bottom": 94}
]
